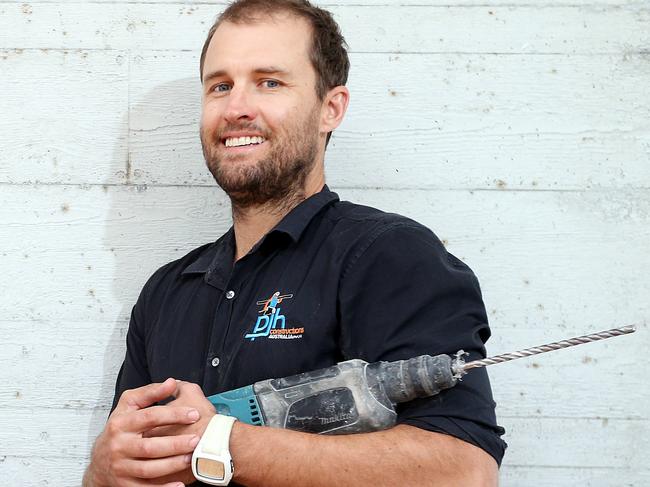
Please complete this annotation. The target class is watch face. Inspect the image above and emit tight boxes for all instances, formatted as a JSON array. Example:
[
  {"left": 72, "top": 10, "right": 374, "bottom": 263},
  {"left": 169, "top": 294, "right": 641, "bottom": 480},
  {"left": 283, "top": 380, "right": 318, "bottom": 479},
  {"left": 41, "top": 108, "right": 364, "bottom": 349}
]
[{"left": 196, "top": 458, "right": 226, "bottom": 481}]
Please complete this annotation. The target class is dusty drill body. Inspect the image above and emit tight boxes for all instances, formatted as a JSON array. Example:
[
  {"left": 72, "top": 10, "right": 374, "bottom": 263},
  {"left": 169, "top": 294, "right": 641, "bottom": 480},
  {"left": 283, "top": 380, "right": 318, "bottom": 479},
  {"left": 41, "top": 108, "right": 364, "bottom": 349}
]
[
  {"left": 207, "top": 354, "right": 457, "bottom": 435},
  {"left": 206, "top": 325, "right": 636, "bottom": 434}
]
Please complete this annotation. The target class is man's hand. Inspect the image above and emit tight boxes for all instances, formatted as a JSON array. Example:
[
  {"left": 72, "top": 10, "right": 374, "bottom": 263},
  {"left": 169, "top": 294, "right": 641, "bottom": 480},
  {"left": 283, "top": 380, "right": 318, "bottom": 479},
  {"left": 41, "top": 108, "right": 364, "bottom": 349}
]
[
  {"left": 144, "top": 381, "right": 217, "bottom": 439},
  {"left": 140, "top": 381, "right": 217, "bottom": 485},
  {"left": 83, "top": 378, "right": 203, "bottom": 487}
]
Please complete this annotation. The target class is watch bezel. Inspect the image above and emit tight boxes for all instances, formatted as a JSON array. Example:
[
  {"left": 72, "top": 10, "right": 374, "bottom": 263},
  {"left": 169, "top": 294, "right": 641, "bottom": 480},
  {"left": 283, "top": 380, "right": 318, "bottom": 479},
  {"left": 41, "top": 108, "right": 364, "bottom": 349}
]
[{"left": 192, "top": 450, "right": 234, "bottom": 485}]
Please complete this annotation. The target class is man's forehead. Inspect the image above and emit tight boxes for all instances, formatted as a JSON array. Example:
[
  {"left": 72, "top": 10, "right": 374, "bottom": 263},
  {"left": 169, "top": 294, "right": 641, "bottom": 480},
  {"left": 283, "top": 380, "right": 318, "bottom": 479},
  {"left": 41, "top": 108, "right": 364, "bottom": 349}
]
[{"left": 203, "top": 15, "right": 313, "bottom": 76}]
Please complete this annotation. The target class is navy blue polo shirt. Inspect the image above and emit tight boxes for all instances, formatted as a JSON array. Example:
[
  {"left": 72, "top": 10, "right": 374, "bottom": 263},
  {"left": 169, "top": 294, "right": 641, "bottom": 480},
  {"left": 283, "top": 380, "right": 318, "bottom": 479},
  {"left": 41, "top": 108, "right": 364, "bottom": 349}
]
[{"left": 112, "top": 185, "right": 507, "bottom": 471}]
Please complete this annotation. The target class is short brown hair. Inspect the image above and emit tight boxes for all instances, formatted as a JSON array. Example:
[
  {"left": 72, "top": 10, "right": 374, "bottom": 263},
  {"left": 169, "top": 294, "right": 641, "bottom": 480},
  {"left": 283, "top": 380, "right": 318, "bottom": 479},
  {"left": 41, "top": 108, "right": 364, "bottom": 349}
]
[{"left": 199, "top": 0, "right": 350, "bottom": 100}]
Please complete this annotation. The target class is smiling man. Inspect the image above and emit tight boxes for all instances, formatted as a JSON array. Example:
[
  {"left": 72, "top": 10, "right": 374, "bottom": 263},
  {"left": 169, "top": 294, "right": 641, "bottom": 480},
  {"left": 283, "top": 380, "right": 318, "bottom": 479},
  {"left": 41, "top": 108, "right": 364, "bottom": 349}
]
[
  {"left": 84, "top": 1, "right": 506, "bottom": 486},
  {"left": 201, "top": 21, "right": 325, "bottom": 218}
]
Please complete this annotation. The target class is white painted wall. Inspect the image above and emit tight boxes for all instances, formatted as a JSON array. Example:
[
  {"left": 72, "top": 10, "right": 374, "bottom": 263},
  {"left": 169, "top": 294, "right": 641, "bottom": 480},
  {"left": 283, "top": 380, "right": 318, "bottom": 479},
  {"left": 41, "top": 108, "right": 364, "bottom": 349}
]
[{"left": 1, "top": 1, "right": 648, "bottom": 485}]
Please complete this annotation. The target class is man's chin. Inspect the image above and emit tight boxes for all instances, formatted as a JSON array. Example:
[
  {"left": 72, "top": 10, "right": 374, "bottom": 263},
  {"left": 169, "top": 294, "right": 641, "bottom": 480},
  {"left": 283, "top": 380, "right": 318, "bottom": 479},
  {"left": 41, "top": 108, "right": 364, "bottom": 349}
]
[
  {"left": 209, "top": 170, "right": 269, "bottom": 205},
  {"left": 218, "top": 149, "right": 263, "bottom": 162},
  {"left": 220, "top": 186, "right": 277, "bottom": 208}
]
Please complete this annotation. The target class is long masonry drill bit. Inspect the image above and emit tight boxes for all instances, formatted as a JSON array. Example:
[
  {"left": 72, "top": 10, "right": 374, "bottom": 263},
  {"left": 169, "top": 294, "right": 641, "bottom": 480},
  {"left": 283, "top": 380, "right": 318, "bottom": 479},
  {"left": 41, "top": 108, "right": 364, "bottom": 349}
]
[{"left": 452, "top": 325, "right": 637, "bottom": 377}]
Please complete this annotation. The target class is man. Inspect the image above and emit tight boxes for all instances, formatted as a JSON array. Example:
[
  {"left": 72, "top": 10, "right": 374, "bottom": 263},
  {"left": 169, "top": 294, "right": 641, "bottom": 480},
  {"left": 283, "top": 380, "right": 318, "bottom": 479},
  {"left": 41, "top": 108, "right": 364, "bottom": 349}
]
[{"left": 84, "top": 1, "right": 506, "bottom": 485}]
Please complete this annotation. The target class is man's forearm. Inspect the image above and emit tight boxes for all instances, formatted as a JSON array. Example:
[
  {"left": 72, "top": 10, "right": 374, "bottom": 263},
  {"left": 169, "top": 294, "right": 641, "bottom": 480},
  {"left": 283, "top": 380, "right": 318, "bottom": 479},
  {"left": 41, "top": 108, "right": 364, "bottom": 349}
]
[{"left": 230, "top": 423, "right": 498, "bottom": 487}]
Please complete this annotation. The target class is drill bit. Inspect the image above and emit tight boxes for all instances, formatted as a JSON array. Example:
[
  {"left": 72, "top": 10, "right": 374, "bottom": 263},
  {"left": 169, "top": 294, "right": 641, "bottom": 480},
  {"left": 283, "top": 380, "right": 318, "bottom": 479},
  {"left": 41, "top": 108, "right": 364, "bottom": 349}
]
[{"left": 452, "top": 325, "right": 636, "bottom": 377}]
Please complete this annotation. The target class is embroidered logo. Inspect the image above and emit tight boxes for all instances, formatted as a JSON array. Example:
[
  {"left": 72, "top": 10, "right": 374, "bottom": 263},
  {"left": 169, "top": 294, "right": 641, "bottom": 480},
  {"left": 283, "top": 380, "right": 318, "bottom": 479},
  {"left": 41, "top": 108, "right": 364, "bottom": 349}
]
[{"left": 244, "top": 291, "right": 304, "bottom": 341}]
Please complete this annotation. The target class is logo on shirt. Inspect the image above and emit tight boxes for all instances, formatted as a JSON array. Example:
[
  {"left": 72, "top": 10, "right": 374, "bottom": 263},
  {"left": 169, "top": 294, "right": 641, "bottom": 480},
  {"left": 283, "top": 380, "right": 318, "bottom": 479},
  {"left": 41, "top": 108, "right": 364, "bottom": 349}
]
[{"left": 244, "top": 291, "right": 304, "bottom": 341}]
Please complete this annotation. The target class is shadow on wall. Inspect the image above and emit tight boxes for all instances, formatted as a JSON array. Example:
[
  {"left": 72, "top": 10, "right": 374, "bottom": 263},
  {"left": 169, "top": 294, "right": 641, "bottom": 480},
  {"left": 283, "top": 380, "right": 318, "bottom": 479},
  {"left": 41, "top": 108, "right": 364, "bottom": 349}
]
[{"left": 86, "top": 76, "right": 230, "bottom": 448}]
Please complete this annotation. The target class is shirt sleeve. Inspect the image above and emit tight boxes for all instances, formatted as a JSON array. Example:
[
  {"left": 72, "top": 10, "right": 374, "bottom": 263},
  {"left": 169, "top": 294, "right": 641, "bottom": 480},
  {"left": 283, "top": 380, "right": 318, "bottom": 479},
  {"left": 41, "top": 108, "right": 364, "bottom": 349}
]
[
  {"left": 110, "top": 288, "right": 152, "bottom": 412},
  {"left": 338, "top": 220, "right": 507, "bottom": 465}
]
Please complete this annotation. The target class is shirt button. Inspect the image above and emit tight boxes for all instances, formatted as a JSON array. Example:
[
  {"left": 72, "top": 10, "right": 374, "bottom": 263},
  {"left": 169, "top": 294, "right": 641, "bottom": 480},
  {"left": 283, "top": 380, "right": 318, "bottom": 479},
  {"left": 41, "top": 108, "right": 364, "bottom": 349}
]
[
  {"left": 211, "top": 357, "right": 220, "bottom": 367},
  {"left": 225, "top": 290, "right": 235, "bottom": 299}
]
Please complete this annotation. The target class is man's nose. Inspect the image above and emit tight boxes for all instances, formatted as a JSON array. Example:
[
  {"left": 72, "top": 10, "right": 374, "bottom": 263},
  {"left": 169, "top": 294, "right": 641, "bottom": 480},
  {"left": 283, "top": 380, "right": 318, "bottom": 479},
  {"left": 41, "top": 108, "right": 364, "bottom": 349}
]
[{"left": 224, "top": 86, "right": 257, "bottom": 122}]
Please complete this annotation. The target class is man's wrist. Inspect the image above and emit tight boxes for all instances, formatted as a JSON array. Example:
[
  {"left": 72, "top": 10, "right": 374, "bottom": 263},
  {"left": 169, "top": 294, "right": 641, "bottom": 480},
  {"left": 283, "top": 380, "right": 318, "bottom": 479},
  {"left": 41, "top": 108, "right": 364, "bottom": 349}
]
[
  {"left": 82, "top": 464, "right": 98, "bottom": 487},
  {"left": 229, "top": 421, "right": 254, "bottom": 484},
  {"left": 192, "top": 415, "right": 237, "bottom": 485}
]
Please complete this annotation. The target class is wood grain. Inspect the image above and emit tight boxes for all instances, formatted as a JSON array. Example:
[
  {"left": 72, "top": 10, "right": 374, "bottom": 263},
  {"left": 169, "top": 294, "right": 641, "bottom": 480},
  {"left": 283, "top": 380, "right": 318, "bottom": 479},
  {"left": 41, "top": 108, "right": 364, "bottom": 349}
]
[{"left": 1, "top": 3, "right": 648, "bottom": 53}]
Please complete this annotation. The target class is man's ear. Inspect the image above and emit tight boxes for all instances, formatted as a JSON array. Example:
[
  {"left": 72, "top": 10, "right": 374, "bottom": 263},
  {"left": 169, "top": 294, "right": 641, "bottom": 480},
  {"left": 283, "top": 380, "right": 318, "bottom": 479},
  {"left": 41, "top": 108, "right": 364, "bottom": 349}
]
[{"left": 320, "top": 86, "right": 350, "bottom": 134}]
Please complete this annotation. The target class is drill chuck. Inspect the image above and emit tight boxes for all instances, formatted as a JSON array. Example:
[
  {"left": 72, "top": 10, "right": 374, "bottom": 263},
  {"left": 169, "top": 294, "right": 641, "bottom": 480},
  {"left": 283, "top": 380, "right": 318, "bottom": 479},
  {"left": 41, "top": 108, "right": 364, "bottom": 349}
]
[{"left": 371, "top": 354, "right": 458, "bottom": 404}]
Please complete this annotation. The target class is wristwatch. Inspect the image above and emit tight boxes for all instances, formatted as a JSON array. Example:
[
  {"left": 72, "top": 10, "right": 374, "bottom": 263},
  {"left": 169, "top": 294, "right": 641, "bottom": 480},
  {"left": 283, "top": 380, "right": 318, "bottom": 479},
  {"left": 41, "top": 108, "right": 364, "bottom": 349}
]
[{"left": 192, "top": 414, "right": 237, "bottom": 485}]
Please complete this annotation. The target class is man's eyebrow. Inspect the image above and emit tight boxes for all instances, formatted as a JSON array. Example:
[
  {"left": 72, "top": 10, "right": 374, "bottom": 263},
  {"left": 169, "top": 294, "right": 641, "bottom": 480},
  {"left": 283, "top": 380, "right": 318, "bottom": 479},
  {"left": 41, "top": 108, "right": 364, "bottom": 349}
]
[
  {"left": 202, "top": 66, "right": 290, "bottom": 84},
  {"left": 203, "top": 69, "right": 227, "bottom": 84},
  {"left": 253, "top": 66, "right": 290, "bottom": 76}
]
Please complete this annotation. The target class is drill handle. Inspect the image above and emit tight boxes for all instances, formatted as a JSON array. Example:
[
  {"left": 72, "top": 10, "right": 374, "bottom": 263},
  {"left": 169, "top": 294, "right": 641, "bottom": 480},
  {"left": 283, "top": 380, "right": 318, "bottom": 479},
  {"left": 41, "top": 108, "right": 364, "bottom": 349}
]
[{"left": 206, "top": 385, "right": 265, "bottom": 426}]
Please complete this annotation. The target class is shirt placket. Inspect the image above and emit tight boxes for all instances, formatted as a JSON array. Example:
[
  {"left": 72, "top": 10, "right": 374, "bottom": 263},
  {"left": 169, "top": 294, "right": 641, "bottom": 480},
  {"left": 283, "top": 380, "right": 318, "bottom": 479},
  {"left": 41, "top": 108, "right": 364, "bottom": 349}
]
[
  {"left": 202, "top": 249, "right": 261, "bottom": 392},
  {"left": 199, "top": 267, "right": 234, "bottom": 391},
  {"left": 205, "top": 246, "right": 278, "bottom": 392}
]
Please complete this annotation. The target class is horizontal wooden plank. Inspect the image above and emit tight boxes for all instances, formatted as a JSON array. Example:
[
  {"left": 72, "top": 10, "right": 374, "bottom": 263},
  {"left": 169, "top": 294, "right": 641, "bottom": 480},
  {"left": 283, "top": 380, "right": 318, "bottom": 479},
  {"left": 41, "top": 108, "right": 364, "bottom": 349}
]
[
  {"left": 0, "top": 49, "right": 129, "bottom": 185},
  {"left": 0, "top": 4, "right": 648, "bottom": 53},
  {"left": 0, "top": 184, "right": 230, "bottom": 323},
  {"left": 488, "top": 325, "right": 646, "bottom": 419},
  {"left": 2, "top": 186, "right": 648, "bottom": 327},
  {"left": 500, "top": 465, "right": 650, "bottom": 487},
  {"left": 128, "top": 51, "right": 650, "bottom": 189},
  {"left": 3, "top": 50, "right": 648, "bottom": 188},
  {"left": 0, "top": 456, "right": 89, "bottom": 486},
  {"left": 0, "top": 320, "right": 127, "bottom": 410},
  {"left": 500, "top": 417, "right": 649, "bottom": 469}
]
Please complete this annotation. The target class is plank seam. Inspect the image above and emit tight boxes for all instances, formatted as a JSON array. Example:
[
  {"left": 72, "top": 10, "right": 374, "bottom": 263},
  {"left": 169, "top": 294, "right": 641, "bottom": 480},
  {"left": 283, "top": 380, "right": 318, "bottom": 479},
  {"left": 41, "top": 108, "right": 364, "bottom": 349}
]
[
  {"left": 0, "top": 1, "right": 647, "bottom": 6},
  {"left": 502, "top": 464, "right": 646, "bottom": 470},
  {"left": 2, "top": 182, "right": 650, "bottom": 192},
  {"left": 2, "top": 47, "right": 648, "bottom": 55}
]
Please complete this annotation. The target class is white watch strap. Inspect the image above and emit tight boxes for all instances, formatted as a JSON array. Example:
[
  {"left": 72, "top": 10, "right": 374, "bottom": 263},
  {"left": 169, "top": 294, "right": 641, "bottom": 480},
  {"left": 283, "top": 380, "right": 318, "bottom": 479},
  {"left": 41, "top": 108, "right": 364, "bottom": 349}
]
[{"left": 192, "top": 415, "right": 237, "bottom": 485}]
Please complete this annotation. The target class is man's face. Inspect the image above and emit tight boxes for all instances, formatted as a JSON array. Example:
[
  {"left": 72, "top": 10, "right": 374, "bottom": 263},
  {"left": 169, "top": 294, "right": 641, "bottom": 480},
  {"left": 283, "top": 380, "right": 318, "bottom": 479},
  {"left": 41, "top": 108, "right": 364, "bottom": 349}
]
[{"left": 200, "top": 15, "right": 324, "bottom": 208}]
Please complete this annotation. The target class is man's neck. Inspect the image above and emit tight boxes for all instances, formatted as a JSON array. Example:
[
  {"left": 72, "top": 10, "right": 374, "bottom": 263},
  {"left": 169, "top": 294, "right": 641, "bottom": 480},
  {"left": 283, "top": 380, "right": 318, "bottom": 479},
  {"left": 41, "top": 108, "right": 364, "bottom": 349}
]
[{"left": 231, "top": 174, "right": 325, "bottom": 261}]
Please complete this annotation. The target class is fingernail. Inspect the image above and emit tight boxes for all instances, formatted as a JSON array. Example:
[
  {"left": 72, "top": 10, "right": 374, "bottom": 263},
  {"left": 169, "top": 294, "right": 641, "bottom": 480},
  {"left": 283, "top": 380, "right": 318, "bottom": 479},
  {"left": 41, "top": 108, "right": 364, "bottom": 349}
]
[
  {"left": 189, "top": 435, "right": 200, "bottom": 448},
  {"left": 187, "top": 409, "right": 199, "bottom": 421},
  {"left": 184, "top": 453, "right": 192, "bottom": 464}
]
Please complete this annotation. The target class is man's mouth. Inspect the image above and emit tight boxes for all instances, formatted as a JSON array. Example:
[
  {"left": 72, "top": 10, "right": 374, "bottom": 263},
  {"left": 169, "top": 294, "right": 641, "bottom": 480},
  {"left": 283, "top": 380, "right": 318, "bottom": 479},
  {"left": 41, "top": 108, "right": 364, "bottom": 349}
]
[{"left": 223, "top": 136, "right": 267, "bottom": 148}]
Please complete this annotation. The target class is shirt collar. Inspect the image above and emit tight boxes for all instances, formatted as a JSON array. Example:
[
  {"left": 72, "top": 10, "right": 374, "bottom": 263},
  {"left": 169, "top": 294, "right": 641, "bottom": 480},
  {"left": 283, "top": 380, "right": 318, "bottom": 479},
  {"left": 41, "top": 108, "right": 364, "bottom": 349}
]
[
  {"left": 180, "top": 186, "right": 338, "bottom": 277},
  {"left": 268, "top": 185, "right": 339, "bottom": 243},
  {"left": 181, "top": 227, "right": 235, "bottom": 277}
]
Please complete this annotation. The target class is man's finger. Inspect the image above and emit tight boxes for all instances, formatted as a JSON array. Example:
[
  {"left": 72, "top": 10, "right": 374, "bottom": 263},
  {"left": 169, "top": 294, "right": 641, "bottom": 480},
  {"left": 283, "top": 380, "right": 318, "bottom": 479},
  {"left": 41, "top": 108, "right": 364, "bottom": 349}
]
[
  {"left": 170, "top": 380, "right": 188, "bottom": 399},
  {"left": 119, "top": 453, "right": 194, "bottom": 480},
  {"left": 124, "top": 434, "right": 200, "bottom": 459},
  {"left": 115, "top": 378, "right": 178, "bottom": 412},
  {"left": 129, "top": 406, "right": 200, "bottom": 432},
  {"left": 142, "top": 424, "right": 173, "bottom": 439}
]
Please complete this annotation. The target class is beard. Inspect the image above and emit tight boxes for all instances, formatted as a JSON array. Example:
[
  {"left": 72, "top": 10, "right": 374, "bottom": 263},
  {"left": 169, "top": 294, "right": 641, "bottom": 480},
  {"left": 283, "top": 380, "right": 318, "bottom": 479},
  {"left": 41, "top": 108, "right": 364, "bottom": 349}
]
[{"left": 200, "top": 108, "right": 320, "bottom": 211}]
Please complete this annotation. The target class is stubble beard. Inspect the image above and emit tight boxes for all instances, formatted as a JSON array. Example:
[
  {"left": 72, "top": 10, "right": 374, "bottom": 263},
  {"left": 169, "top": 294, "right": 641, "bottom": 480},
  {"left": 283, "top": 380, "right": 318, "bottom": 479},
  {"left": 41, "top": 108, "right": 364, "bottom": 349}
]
[{"left": 201, "top": 110, "right": 320, "bottom": 214}]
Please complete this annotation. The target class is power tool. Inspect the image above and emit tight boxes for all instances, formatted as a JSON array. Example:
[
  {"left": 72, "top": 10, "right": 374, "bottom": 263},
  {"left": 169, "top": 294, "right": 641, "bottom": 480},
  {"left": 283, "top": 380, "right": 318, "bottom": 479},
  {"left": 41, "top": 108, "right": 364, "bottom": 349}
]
[
  {"left": 208, "top": 354, "right": 456, "bottom": 434},
  {"left": 206, "top": 325, "right": 635, "bottom": 435}
]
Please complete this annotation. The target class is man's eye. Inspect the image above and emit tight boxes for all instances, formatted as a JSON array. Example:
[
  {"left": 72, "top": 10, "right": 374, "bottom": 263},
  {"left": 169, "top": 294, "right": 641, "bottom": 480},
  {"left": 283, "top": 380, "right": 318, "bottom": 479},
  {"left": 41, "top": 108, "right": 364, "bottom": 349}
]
[
  {"left": 213, "top": 83, "right": 231, "bottom": 93},
  {"left": 262, "top": 80, "right": 280, "bottom": 89}
]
